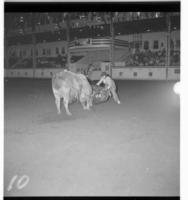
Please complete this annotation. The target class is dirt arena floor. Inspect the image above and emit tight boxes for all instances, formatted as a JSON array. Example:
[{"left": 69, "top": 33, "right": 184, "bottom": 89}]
[{"left": 4, "top": 78, "right": 180, "bottom": 196}]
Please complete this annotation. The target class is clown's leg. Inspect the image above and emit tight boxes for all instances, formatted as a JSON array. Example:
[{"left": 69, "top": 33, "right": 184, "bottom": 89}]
[{"left": 111, "top": 88, "right": 121, "bottom": 104}]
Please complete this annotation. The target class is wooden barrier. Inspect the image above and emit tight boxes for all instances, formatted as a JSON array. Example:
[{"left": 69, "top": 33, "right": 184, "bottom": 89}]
[
  {"left": 167, "top": 68, "right": 180, "bottom": 80},
  {"left": 112, "top": 67, "right": 167, "bottom": 80},
  {"left": 4, "top": 66, "right": 180, "bottom": 81}
]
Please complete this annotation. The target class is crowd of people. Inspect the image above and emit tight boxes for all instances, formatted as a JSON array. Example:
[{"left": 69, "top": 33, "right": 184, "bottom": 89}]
[
  {"left": 125, "top": 49, "right": 180, "bottom": 67},
  {"left": 6, "top": 12, "right": 180, "bottom": 46},
  {"left": 8, "top": 49, "right": 180, "bottom": 69},
  {"left": 171, "top": 50, "right": 180, "bottom": 66},
  {"left": 126, "top": 49, "right": 166, "bottom": 67},
  {"left": 6, "top": 12, "right": 180, "bottom": 31},
  {"left": 42, "top": 12, "right": 179, "bottom": 28},
  {"left": 8, "top": 54, "right": 85, "bottom": 68}
]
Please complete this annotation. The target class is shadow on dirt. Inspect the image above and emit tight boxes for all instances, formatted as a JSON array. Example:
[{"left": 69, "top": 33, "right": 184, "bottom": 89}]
[{"left": 36, "top": 110, "right": 92, "bottom": 124}]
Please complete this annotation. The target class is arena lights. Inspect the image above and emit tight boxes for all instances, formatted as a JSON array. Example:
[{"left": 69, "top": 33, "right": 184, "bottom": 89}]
[
  {"left": 173, "top": 81, "right": 181, "bottom": 95},
  {"left": 155, "top": 13, "right": 159, "bottom": 18}
]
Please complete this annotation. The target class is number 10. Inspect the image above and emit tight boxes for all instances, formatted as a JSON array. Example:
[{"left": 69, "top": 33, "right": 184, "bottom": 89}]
[{"left": 7, "top": 175, "right": 30, "bottom": 191}]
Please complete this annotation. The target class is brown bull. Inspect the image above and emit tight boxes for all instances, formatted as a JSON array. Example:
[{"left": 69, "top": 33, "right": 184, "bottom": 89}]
[{"left": 52, "top": 70, "right": 93, "bottom": 115}]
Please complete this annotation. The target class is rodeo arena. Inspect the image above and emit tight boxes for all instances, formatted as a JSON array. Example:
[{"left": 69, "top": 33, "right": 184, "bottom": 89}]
[{"left": 4, "top": 10, "right": 180, "bottom": 197}]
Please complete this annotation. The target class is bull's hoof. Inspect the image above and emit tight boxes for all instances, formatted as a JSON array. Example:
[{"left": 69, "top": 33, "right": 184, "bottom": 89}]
[{"left": 57, "top": 111, "right": 61, "bottom": 115}]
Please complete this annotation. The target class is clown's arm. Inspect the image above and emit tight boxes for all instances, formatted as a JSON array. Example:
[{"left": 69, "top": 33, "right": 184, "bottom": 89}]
[{"left": 96, "top": 76, "right": 105, "bottom": 86}]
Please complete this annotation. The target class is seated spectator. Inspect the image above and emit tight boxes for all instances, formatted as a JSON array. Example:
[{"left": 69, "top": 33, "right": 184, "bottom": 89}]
[{"left": 125, "top": 49, "right": 180, "bottom": 67}]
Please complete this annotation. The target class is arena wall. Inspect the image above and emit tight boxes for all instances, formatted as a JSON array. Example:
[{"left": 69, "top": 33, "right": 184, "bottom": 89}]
[
  {"left": 116, "top": 30, "right": 180, "bottom": 51},
  {"left": 4, "top": 67, "right": 180, "bottom": 81}
]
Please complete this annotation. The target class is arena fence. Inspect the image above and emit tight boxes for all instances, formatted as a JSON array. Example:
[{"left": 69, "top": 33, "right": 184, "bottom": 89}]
[
  {"left": 4, "top": 66, "right": 180, "bottom": 81},
  {"left": 69, "top": 38, "right": 128, "bottom": 48}
]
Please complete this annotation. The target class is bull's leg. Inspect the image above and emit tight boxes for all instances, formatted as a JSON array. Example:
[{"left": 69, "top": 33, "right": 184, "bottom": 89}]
[
  {"left": 63, "top": 99, "right": 72, "bottom": 116},
  {"left": 81, "top": 97, "right": 92, "bottom": 111},
  {"left": 108, "top": 90, "right": 112, "bottom": 97},
  {"left": 89, "top": 97, "right": 93, "bottom": 108},
  {"left": 81, "top": 101, "right": 87, "bottom": 110},
  {"left": 86, "top": 103, "right": 90, "bottom": 110},
  {"left": 55, "top": 97, "right": 61, "bottom": 114},
  {"left": 86, "top": 97, "right": 92, "bottom": 110},
  {"left": 79, "top": 94, "right": 88, "bottom": 110}
]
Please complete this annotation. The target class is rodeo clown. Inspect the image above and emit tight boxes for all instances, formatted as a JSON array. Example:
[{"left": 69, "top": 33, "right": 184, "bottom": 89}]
[{"left": 96, "top": 72, "right": 121, "bottom": 104}]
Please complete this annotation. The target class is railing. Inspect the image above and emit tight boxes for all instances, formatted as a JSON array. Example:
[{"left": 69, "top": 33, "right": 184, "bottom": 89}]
[
  {"left": 5, "top": 66, "right": 180, "bottom": 81},
  {"left": 69, "top": 38, "right": 128, "bottom": 48}
]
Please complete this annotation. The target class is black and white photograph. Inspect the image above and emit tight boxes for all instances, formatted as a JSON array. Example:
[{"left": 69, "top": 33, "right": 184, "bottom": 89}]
[{"left": 3, "top": 1, "right": 180, "bottom": 198}]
